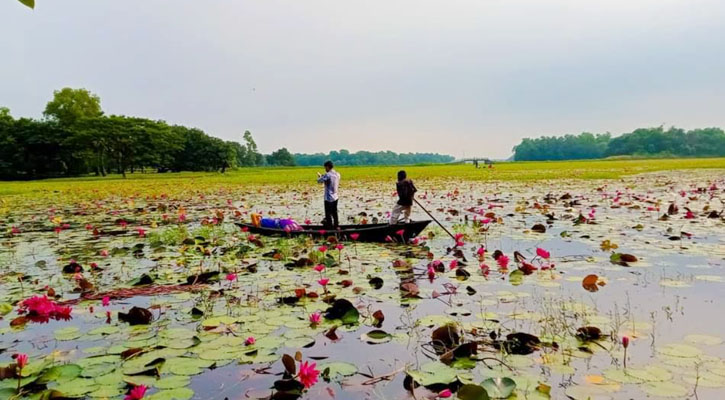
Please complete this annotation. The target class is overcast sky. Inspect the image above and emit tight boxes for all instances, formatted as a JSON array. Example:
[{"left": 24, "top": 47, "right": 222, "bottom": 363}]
[{"left": 1, "top": 0, "right": 724, "bottom": 158}]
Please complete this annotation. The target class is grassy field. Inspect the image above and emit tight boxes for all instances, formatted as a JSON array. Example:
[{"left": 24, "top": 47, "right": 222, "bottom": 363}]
[{"left": 1, "top": 158, "right": 724, "bottom": 200}]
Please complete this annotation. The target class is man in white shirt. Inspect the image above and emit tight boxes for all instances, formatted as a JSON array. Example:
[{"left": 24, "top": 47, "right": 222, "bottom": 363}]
[{"left": 316, "top": 160, "right": 340, "bottom": 228}]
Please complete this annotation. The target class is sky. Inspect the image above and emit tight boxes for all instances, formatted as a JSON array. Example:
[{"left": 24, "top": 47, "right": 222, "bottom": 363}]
[{"left": 1, "top": 0, "right": 724, "bottom": 159}]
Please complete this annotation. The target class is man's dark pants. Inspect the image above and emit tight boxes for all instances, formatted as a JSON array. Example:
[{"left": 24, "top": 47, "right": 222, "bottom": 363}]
[{"left": 324, "top": 200, "right": 339, "bottom": 227}]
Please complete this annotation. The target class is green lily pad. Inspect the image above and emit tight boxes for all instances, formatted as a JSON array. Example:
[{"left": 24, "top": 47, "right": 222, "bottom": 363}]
[
  {"left": 481, "top": 377, "right": 516, "bottom": 398},
  {"left": 457, "top": 384, "right": 490, "bottom": 400},
  {"left": 54, "top": 326, "right": 82, "bottom": 341},
  {"left": 146, "top": 387, "right": 195, "bottom": 400},
  {"left": 320, "top": 362, "right": 358, "bottom": 379},
  {"left": 361, "top": 329, "right": 392, "bottom": 344},
  {"left": 642, "top": 382, "right": 688, "bottom": 397},
  {"left": 38, "top": 364, "right": 82, "bottom": 384},
  {"left": 406, "top": 362, "right": 458, "bottom": 386}
]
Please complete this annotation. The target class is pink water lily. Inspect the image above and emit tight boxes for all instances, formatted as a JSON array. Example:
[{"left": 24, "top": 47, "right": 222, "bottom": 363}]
[
  {"left": 318, "top": 278, "right": 329, "bottom": 286},
  {"left": 125, "top": 384, "right": 147, "bottom": 400},
  {"left": 318, "top": 245, "right": 328, "bottom": 253},
  {"left": 245, "top": 336, "right": 255, "bottom": 345},
  {"left": 102, "top": 296, "right": 110, "bottom": 307},
  {"left": 536, "top": 248, "right": 550, "bottom": 259},
  {"left": 100, "top": 249, "right": 109, "bottom": 257},
  {"left": 477, "top": 246, "right": 486, "bottom": 257},
  {"left": 427, "top": 266, "right": 436, "bottom": 280},
  {"left": 226, "top": 273, "right": 237, "bottom": 281},
  {"left": 350, "top": 233, "right": 360, "bottom": 241},
  {"left": 396, "top": 229, "right": 405, "bottom": 236},
  {"left": 15, "top": 353, "right": 28, "bottom": 369},
  {"left": 309, "top": 312, "right": 322, "bottom": 324},
  {"left": 298, "top": 360, "right": 320, "bottom": 389},
  {"left": 335, "top": 243, "right": 344, "bottom": 250},
  {"left": 438, "top": 389, "right": 452, "bottom": 398},
  {"left": 314, "top": 264, "right": 325, "bottom": 272},
  {"left": 449, "top": 260, "right": 458, "bottom": 270},
  {"left": 497, "top": 254, "right": 510, "bottom": 269}
]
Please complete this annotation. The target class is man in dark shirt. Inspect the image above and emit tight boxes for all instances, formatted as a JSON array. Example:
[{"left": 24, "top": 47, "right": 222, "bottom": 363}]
[{"left": 390, "top": 170, "right": 417, "bottom": 224}]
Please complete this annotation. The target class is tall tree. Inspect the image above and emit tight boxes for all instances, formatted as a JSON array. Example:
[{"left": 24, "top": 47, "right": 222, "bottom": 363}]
[
  {"left": 43, "top": 88, "right": 103, "bottom": 126},
  {"left": 267, "top": 147, "right": 296, "bottom": 166}
]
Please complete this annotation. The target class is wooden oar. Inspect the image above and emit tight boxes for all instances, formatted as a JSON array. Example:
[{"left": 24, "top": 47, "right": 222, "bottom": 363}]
[{"left": 413, "top": 198, "right": 457, "bottom": 241}]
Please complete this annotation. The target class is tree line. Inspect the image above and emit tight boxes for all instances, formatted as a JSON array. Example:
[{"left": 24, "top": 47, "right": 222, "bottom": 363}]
[
  {"left": 0, "top": 88, "right": 269, "bottom": 179},
  {"left": 513, "top": 127, "right": 725, "bottom": 161},
  {"left": 0, "top": 88, "right": 455, "bottom": 180},
  {"left": 294, "top": 150, "right": 454, "bottom": 166}
]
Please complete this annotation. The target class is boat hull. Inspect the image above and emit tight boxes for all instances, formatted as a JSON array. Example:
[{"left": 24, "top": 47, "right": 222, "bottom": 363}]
[{"left": 236, "top": 220, "right": 431, "bottom": 243}]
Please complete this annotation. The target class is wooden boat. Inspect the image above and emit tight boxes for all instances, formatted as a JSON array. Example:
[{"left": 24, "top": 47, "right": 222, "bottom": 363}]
[{"left": 236, "top": 220, "right": 431, "bottom": 242}]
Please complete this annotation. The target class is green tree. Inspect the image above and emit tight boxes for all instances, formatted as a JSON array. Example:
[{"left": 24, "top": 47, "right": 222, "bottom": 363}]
[
  {"left": 43, "top": 88, "right": 103, "bottom": 126},
  {"left": 266, "top": 147, "right": 296, "bottom": 166},
  {"left": 242, "top": 131, "right": 264, "bottom": 166}
]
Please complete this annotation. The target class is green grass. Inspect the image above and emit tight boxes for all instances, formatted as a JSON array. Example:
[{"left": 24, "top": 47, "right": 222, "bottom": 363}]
[{"left": 1, "top": 158, "right": 724, "bottom": 200}]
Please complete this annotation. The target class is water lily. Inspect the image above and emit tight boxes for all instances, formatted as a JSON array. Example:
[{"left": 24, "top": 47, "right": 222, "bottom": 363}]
[
  {"left": 536, "top": 248, "right": 550, "bottom": 259},
  {"left": 427, "top": 266, "right": 436, "bottom": 280},
  {"left": 136, "top": 227, "right": 145, "bottom": 237},
  {"left": 396, "top": 229, "right": 405, "bottom": 236},
  {"left": 15, "top": 353, "right": 28, "bottom": 370},
  {"left": 480, "top": 264, "right": 490, "bottom": 277},
  {"left": 102, "top": 296, "right": 110, "bottom": 307},
  {"left": 350, "top": 233, "right": 360, "bottom": 241},
  {"left": 100, "top": 249, "right": 109, "bottom": 257},
  {"left": 318, "top": 278, "right": 330, "bottom": 287},
  {"left": 335, "top": 243, "right": 344, "bottom": 251},
  {"left": 309, "top": 311, "right": 322, "bottom": 325},
  {"left": 318, "top": 245, "right": 328, "bottom": 253},
  {"left": 438, "top": 389, "right": 452, "bottom": 398},
  {"left": 477, "top": 246, "right": 486, "bottom": 257},
  {"left": 245, "top": 336, "right": 255, "bottom": 346},
  {"left": 11, "top": 226, "right": 20, "bottom": 234},
  {"left": 226, "top": 273, "right": 237, "bottom": 282},
  {"left": 449, "top": 259, "right": 458, "bottom": 270},
  {"left": 314, "top": 264, "right": 325, "bottom": 273},
  {"left": 297, "top": 360, "right": 320, "bottom": 389},
  {"left": 125, "top": 384, "right": 147, "bottom": 400},
  {"left": 18, "top": 295, "right": 72, "bottom": 321},
  {"left": 622, "top": 335, "right": 630, "bottom": 368},
  {"left": 497, "top": 254, "right": 510, "bottom": 269}
]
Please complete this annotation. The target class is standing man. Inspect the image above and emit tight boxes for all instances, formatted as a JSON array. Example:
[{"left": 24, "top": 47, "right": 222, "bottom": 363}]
[
  {"left": 390, "top": 170, "right": 417, "bottom": 224},
  {"left": 317, "top": 160, "right": 340, "bottom": 228}
]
